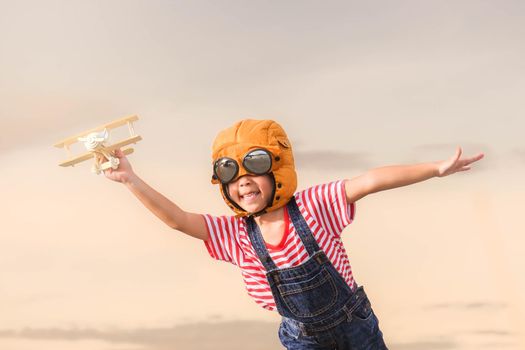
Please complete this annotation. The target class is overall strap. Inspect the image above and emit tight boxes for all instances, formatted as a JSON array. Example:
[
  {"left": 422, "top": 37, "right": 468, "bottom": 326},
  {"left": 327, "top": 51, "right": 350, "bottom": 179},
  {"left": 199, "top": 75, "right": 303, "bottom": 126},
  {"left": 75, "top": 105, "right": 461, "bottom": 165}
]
[
  {"left": 246, "top": 216, "right": 278, "bottom": 271},
  {"left": 286, "top": 197, "right": 321, "bottom": 257},
  {"left": 246, "top": 197, "right": 322, "bottom": 271}
]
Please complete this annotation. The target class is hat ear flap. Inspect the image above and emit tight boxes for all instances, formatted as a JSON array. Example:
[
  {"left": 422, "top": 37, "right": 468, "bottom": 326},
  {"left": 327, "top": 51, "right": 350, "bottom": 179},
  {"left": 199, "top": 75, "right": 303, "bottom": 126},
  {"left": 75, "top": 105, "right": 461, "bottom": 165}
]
[{"left": 220, "top": 183, "right": 247, "bottom": 215}]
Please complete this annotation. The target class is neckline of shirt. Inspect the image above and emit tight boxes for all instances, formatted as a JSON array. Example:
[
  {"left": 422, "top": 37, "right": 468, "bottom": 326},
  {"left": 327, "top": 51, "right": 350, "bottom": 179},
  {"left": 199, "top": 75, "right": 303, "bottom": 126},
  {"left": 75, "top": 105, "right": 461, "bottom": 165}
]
[{"left": 265, "top": 206, "right": 290, "bottom": 250}]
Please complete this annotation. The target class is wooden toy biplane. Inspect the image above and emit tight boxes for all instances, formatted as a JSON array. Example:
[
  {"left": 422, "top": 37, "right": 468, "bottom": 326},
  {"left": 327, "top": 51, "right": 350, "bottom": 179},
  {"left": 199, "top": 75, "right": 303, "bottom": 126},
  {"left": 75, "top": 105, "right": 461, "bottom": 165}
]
[{"left": 54, "top": 115, "right": 142, "bottom": 174}]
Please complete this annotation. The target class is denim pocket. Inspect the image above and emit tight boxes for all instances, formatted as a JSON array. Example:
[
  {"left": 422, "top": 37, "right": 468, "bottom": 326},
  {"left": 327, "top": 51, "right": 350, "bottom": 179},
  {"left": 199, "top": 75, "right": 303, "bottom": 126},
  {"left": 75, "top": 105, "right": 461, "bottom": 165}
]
[
  {"left": 278, "top": 268, "right": 338, "bottom": 318},
  {"left": 348, "top": 299, "right": 382, "bottom": 340},
  {"left": 352, "top": 299, "right": 373, "bottom": 321},
  {"left": 279, "top": 318, "right": 301, "bottom": 340},
  {"left": 279, "top": 318, "right": 336, "bottom": 348}
]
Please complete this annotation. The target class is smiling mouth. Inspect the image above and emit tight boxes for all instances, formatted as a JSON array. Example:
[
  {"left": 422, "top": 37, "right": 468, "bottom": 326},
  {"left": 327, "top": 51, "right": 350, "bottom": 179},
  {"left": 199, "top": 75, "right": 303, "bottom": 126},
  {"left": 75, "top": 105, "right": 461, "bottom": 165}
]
[{"left": 241, "top": 191, "right": 260, "bottom": 202}]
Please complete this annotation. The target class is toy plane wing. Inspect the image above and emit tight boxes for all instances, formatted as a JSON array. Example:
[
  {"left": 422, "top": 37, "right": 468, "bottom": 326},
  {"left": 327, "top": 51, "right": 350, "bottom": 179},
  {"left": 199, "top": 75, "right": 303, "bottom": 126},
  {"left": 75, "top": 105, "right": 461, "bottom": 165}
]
[
  {"left": 55, "top": 115, "right": 142, "bottom": 168},
  {"left": 57, "top": 138, "right": 140, "bottom": 167},
  {"left": 54, "top": 115, "right": 139, "bottom": 149}
]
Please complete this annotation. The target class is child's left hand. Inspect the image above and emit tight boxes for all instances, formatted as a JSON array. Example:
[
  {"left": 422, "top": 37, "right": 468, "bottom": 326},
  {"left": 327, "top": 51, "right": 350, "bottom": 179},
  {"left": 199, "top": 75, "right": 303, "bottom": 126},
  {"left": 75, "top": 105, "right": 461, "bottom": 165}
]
[{"left": 436, "top": 146, "right": 484, "bottom": 177}]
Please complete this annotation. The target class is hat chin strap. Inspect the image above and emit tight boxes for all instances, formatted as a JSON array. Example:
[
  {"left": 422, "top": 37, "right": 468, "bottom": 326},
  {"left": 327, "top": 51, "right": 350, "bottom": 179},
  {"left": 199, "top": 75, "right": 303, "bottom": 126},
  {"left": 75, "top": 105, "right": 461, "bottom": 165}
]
[
  {"left": 223, "top": 173, "right": 276, "bottom": 218},
  {"left": 222, "top": 183, "right": 244, "bottom": 212}
]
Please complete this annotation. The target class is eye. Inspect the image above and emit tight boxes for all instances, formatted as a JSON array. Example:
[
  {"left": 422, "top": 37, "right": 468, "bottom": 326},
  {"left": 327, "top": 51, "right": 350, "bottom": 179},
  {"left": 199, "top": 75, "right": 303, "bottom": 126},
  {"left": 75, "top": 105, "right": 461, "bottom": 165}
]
[
  {"left": 214, "top": 157, "right": 239, "bottom": 184},
  {"left": 243, "top": 149, "right": 272, "bottom": 174}
]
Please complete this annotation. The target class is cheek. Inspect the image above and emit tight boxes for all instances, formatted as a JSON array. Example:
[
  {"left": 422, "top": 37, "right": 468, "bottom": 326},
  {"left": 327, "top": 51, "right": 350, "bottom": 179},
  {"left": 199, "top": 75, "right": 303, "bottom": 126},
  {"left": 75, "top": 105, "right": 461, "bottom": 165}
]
[
  {"left": 261, "top": 180, "right": 274, "bottom": 196},
  {"left": 227, "top": 184, "right": 239, "bottom": 198}
]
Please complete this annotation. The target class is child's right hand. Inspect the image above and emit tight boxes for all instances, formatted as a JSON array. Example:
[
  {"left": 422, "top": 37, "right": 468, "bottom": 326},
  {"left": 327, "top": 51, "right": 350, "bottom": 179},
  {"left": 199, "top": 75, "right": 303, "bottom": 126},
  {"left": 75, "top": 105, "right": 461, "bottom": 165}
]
[{"left": 103, "top": 148, "right": 135, "bottom": 184}]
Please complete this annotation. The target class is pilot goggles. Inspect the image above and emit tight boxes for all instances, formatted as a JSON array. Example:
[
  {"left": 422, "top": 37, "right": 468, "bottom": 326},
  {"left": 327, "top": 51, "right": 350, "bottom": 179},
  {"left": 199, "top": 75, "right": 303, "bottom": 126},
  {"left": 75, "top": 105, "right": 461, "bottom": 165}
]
[{"left": 213, "top": 149, "right": 274, "bottom": 184}]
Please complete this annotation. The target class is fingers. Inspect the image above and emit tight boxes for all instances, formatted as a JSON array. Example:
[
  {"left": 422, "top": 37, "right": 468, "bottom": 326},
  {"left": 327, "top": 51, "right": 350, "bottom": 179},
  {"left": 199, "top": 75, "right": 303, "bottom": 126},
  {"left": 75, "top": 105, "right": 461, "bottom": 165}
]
[
  {"left": 457, "top": 148, "right": 485, "bottom": 171},
  {"left": 472, "top": 152, "right": 485, "bottom": 162},
  {"left": 453, "top": 147, "right": 485, "bottom": 163},
  {"left": 448, "top": 146, "right": 462, "bottom": 168},
  {"left": 455, "top": 146, "right": 463, "bottom": 161},
  {"left": 103, "top": 168, "right": 112, "bottom": 179},
  {"left": 113, "top": 148, "right": 129, "bottom": 161},
  {"left": 463, "top": 152, "right": 485, "bottom": 165}
]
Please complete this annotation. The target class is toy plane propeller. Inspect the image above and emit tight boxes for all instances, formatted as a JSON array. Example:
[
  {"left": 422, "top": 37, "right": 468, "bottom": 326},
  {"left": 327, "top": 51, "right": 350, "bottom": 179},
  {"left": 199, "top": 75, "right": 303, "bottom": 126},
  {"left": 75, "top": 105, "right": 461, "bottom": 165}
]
[{"left": 54, "top": 115, "right": 142, "bottom": 174}]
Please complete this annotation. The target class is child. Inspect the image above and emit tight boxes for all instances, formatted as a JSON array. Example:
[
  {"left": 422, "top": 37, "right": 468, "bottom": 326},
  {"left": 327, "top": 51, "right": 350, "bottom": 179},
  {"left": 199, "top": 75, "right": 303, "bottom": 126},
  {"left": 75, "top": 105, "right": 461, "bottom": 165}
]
[{"left": 104, "top": 119, "right": 484, "bottom": 349}]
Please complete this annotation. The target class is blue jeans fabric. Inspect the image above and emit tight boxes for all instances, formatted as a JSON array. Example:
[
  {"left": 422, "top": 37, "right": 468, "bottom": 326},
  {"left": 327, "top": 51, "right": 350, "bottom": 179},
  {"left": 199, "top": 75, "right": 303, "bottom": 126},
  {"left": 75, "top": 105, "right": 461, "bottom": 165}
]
[
  {"left": 246, "top": 198, "right": 387, "bottom": 349},
  {"left": 279, "top": 289, "right": 387, "bottom": 349}
]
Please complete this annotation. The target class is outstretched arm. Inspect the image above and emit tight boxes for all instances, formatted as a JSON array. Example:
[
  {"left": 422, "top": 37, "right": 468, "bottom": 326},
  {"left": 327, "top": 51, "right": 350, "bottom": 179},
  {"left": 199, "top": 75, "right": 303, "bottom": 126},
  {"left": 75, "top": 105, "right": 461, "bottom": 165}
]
[
  {"left": 344, "top": 147, "right": 484, "bottom": 203},
  {"left": 104, "top": 149, "right": 209, "bottom": 241}
]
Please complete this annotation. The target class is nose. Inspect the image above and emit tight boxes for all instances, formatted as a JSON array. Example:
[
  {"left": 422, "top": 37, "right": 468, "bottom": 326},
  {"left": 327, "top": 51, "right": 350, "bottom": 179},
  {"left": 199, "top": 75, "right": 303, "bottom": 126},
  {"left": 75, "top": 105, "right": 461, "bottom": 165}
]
[{"left": 237, "top": 175, "right": 253, "bottom": 187}]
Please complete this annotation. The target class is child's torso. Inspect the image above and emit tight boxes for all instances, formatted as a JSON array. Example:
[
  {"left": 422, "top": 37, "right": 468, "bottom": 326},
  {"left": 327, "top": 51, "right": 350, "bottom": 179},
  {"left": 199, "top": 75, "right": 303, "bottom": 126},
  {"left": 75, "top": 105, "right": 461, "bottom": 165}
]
[
  {"left": 237, "top": 196, "right": 355, "bottom": 311},
  {"left": 255, "top": 207, "right": 287, "bottom": 248},
  {"left": 204, "top": 181, "right": 356, "bottom": 311}
]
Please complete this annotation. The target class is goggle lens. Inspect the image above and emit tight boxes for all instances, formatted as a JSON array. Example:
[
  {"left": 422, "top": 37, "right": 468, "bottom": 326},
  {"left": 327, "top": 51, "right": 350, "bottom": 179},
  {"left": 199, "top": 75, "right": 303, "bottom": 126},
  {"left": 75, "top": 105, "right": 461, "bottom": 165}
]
[
  {"left": 214, "top": 149, "right": 273, "bottom": 184},
  {"left": 214, "top": 158, "right": 238, "bottom": 184},
  {"left": 243, "top": 149, "right": 272, "bottom": 175}
]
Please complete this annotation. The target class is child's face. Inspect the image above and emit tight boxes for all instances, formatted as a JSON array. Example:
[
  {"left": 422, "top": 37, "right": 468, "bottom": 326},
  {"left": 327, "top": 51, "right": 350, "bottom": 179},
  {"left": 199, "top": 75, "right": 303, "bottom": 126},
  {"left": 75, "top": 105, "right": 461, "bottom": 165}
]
[{"left": 227, "top": 174, "right": 273, "bottom": 214}]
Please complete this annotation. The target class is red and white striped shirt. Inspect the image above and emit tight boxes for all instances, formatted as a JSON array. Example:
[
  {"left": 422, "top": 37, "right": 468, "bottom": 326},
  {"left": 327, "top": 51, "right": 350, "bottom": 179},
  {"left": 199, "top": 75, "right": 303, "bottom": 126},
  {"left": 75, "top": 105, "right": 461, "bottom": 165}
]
[{"left": 203, "top": 180, "right": 356, "bottom": 311}]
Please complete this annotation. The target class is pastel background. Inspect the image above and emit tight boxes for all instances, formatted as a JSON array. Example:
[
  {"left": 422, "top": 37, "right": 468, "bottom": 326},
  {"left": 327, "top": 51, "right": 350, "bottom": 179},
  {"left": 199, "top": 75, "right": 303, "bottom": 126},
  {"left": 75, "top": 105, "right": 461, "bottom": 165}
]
[{"left": 1, "top": 1, "right": 523, "bottom": 349}]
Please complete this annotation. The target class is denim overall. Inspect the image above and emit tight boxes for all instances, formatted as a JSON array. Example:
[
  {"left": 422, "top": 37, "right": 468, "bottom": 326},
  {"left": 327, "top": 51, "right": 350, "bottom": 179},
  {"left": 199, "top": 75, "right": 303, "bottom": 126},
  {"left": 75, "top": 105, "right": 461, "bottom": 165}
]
[{"left": 246, "top": 198, "right": 388, "bottom": 349}]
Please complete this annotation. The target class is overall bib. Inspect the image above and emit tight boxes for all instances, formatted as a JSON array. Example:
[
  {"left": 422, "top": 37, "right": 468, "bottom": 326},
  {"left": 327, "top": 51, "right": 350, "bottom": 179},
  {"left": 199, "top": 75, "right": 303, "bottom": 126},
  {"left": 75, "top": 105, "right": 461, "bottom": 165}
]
[{"left": 247, "top": 198, "right": 388, "bottom": 350}]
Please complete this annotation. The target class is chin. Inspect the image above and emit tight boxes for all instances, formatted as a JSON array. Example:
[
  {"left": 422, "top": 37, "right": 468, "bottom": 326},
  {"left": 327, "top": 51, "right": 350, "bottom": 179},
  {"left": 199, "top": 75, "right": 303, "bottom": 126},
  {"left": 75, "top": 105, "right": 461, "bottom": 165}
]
[
  {"left": 241, "top": 204, "right": 265, "bottom": 214},
  {"left": 245, "top": 207, "right": 263, "bottom": 214}
]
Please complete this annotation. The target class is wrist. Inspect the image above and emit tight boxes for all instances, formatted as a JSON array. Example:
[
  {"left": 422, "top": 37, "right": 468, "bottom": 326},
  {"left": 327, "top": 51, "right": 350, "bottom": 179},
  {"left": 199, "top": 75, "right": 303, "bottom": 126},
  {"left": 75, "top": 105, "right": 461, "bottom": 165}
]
[
  {"left": 432, "top": 161, "right": 442, "bottom": 177},
  {"left": 123, "top": 172, "right": 139, "bottom": 186}
]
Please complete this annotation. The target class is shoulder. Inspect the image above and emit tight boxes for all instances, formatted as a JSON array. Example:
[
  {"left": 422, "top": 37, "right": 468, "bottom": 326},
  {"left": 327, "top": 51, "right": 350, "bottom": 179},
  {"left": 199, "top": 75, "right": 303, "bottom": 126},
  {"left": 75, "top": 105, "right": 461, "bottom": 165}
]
[
  {"left": 294, "top": 180, "right": 355, "bottom": 235},
  {"left": 202, "top": 213, "right": 245, "bottom": 235},
  {"left": 294, "top": 180, "right": 346, "bottom": 205}
]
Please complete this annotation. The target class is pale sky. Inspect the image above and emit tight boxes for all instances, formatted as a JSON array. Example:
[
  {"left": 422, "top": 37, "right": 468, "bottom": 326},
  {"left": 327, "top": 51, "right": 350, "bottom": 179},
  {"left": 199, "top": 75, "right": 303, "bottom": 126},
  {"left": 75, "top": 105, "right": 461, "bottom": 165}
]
[{"left": 1, "top": 1, "right": 524, "bottom": 349}]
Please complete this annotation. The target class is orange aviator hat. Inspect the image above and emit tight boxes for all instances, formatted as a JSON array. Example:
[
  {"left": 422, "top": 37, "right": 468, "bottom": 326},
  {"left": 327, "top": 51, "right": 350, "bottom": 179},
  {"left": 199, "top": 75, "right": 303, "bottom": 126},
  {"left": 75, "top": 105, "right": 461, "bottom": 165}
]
[{"left": 211, "top": 119, "right": 297, "bottom": 217}]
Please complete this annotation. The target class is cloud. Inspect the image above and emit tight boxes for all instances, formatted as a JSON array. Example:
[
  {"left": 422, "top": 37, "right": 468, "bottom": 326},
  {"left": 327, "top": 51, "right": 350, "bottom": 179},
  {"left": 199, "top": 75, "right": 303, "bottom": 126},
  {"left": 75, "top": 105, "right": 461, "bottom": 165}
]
[
  {"left": 293, "top": 143, "right": 493, "bottom": 173},
  {"left": 468, "top": 329, "right": 514, "bottom": 336},
  {"left": 510, "top": 148, "right": 525, "bottom": 163},
  {"left": 411, "top": 143, "right": 492, "bottom": 171},
  {"left": 0, "top": 92, "right": 126, "bottom": 155},
  {"left": 423, "top": 302, "right": 507, "bottom": 310},
  {"left": 0, "top": 323, "right": 465, "bottom": 350},
  {"left": 0, "top": 321, "right": 281, "bottom": 350},
  {"left": 478, "top": 342, "right": 518, "bottom": 348},
  {"left": 294, "top": 150, "right": 372, "bottom": 171},
  {"left": 389, "top": 340, "right": 457, "bottom": 350},
  {"left": 414, "top": 143, "right": 490, "bottom": 154}
]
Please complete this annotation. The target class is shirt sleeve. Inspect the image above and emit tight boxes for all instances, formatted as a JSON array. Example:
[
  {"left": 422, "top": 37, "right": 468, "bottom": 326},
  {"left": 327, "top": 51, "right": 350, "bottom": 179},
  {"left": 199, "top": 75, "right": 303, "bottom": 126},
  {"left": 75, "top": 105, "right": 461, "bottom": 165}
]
[
  {"left": 202, "top": 214, "right": 240, "bottom": 265},
  {"left": 297, "top": 180, "right": 355, "bottom": 238}
]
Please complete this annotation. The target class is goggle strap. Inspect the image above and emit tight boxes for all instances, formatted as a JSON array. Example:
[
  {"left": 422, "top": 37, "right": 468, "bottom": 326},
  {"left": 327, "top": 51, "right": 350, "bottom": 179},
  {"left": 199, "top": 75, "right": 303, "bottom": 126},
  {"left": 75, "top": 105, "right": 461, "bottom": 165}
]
[{"left": 222, "top": 183, "right": 247, "bottom": 213}]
